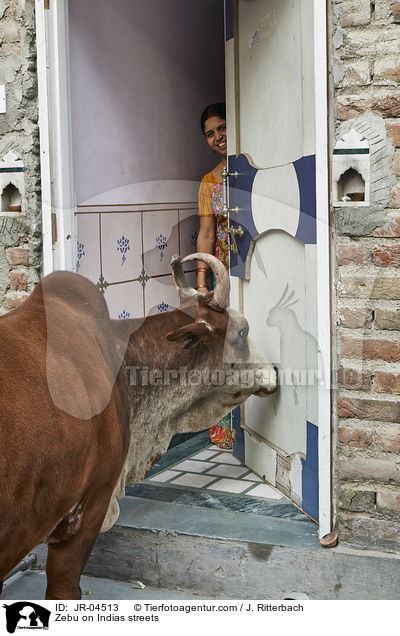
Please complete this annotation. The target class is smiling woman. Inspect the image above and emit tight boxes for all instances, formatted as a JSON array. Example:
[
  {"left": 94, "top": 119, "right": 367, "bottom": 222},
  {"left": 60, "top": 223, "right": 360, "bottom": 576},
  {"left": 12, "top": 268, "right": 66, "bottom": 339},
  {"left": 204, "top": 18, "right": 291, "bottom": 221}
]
[
  {"left": 196, "top": 103, "right": 229, "bottom": 294},
  {"left": 196, "top": 103, "right": 232, "bottom": 450}
]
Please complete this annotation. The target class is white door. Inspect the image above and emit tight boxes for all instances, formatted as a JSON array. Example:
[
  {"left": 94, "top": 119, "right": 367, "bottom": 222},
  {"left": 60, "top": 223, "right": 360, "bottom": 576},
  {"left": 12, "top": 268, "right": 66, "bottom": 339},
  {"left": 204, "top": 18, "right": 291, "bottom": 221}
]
[{"left": 225, "top": 0, "right": 330, "bottom": 529}]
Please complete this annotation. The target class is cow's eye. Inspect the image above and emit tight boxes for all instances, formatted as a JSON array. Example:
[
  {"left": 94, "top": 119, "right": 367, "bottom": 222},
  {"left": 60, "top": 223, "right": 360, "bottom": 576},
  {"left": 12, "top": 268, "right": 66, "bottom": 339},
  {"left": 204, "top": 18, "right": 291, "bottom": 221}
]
[{"left": 238, "top": 328, "right": 248, "bottom": 338}]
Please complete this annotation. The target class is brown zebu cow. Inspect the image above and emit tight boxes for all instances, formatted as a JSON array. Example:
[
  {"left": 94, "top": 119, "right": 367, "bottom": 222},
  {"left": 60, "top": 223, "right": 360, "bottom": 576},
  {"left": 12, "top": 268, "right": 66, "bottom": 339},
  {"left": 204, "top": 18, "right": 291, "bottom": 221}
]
[
  {"left": 0, "top": 253, "right": 277, "bottom": 597},
  {"left": 0, "top": 272, "right": 130, "bottom": 599},
  {"left": 102, "top": 253, "right": 278, "bottom": 530}
]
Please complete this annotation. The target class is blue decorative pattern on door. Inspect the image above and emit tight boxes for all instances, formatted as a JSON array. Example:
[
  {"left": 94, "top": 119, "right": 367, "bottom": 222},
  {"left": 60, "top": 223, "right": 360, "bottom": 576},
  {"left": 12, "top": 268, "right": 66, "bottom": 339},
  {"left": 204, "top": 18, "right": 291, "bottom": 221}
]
[
  {"left": 294, "top": 155, "right": 317, "bottom": 245},
  {"left": 228, "top": 153, "right": 317, "bottom": 278},
  {"left": 301, "top": 421, "right": 319, "bottom": 522},
  {"left": 225, "top": 0, "right": 234, "bottom": 41}
]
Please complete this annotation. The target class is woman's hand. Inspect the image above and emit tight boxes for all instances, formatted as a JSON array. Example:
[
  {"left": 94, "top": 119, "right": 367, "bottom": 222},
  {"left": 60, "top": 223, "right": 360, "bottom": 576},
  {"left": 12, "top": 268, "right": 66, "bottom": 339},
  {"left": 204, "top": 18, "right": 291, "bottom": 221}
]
[{"left": 196, "top": 216, "right": 215, "bottom": 290}]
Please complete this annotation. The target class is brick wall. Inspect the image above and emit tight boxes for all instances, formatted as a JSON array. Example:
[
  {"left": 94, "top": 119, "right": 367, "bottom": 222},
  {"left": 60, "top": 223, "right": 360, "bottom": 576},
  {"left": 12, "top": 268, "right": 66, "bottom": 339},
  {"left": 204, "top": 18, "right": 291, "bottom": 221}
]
[
  {"left": 332, "top": 0, "right": 400, "bottom": 552},
  {"left": 0, "top": 0, "right": 41, "bottom": 313}
]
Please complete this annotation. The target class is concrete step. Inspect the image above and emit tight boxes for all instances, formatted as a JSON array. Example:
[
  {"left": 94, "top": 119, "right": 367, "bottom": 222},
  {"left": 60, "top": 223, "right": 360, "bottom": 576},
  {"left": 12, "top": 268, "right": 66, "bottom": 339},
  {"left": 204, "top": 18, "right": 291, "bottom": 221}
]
[
  {"left": 1, "top": 570, "right": 201, "bottom": 600},
  {"left": 25, "top": 435, "right": 400, "bottom": 600},
  {"left": 31, "top": 491, "right": 400, "bottom": 600}
]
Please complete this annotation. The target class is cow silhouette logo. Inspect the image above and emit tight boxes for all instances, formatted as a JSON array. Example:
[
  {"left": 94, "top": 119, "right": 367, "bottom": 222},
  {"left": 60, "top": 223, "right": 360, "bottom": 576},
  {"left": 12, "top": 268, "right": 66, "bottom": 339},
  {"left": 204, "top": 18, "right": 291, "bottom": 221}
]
[{"left": 3, "top": 602, "right": 50, "bottom": 633}]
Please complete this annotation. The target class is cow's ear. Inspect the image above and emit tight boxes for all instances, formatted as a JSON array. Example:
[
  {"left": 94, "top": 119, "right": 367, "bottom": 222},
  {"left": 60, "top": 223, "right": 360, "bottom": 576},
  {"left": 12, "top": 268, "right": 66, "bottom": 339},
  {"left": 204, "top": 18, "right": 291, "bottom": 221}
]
[{"left": 166, "top": 320, "right": 213, "bottom": 350}]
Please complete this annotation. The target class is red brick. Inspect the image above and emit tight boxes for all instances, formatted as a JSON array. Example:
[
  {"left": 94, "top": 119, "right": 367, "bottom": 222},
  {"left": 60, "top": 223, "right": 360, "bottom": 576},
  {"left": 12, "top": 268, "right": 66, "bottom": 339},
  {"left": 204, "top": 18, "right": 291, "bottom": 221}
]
[
  {"left": 373, "top": 244, "right": 400, "bottom": 266},
  {"left": 387, "top": 123, "right": 400, "bottom": 147},
  {"left": 5, "top": 247, "right": 29, "bottom": 267},
  {"left": 338, "top": 367, "right": 371, "bottom": 390},
  {"left": 373, "top": 371, "right": 400, "bottom": 394},
  {"left": 341, "top": 335, "right": 400, "bottom": 361},
  {"left": 338, "top": 306, "right": 373, "bottom": 328},
  {"left": 376, "top": 430, "right": 400, "bottom": 452},
  {"left": 390, "top": 1, "right": 400, "bottom": 22},
  {"left": 341, "top": 0, "right": 371, "bottom": 26},
  {"left": 338, "top": 426, "right": 373, "bottom": 448},
  {"left": 5, "top": 292, "right": 29, "bottom": 309},
  {"left": 393, "top": 151, "right": 400, "bottom": 176},
  {"left": 390, "top": 183, "right": 400, "bottom": 208},
  {"left": 340, "top": 275, "right": 400, "bottom": 299},
  {"left": 337, "top": 396, "right": 400, "bottom": 422},
  {"left": 375, "top": 308, "right": 400, "bottom": 330},
  {"left": 338, "top": 243, "right": 371, "bottom": 265},
  {"left": 375, "top": 62, "right": 400, "bottom": 84},
  {"left": 9, "top": 269, "right": 28, "bottom": 292},
  {"left": 338, "top": 94, "right": 400, "bottom": 120},
  {"left": 371, "top": 213, "right": 400, "bottom": 237},
  {"left": 339, "top": 486, "right": 375, "bottom": 512}
]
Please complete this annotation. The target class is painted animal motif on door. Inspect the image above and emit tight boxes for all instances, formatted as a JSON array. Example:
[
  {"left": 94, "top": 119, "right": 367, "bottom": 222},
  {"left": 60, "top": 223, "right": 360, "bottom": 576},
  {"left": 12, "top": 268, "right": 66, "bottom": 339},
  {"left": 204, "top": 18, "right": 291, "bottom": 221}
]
[{"left": 226, "top": 0, "right": 321, "bottom": 521}]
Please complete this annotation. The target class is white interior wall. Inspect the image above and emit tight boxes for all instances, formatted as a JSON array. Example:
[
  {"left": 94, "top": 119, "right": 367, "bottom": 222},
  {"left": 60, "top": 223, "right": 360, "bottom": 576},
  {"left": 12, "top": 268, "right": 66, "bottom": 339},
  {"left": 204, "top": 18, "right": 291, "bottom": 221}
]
[{"left": 68, "top": 0, "right": 225, "bottom": 204}]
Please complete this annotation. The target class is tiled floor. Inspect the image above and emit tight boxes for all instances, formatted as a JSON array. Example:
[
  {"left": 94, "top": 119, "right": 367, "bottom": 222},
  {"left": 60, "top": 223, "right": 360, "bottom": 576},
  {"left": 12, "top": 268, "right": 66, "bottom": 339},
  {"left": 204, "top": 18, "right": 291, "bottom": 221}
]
[{"left": 147, "top": 445, "right": 284, "bottom": 500}]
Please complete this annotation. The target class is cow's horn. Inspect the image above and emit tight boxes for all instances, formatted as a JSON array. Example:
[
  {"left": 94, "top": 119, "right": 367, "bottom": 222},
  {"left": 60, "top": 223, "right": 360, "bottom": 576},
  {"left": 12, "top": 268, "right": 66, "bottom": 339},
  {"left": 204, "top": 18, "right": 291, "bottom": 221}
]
[
  {"left": 182, "top": 252, "right": 230, "bottom": 309},
  {"left": 171, "top": 255, "right": 199, "bottom": 304}
]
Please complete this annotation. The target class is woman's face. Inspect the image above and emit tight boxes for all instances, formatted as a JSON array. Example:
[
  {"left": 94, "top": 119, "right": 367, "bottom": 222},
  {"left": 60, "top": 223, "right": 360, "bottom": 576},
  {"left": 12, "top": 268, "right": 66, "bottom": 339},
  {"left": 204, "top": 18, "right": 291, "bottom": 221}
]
[{"left": 203, "top": 116, "right": 227, "bottom": 159}]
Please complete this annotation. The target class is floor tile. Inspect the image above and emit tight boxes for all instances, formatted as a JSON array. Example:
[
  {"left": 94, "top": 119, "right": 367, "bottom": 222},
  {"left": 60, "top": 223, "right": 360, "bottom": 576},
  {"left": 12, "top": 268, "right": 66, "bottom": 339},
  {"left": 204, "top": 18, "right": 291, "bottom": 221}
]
[
  {"left": 245, "top": 484, "right": 284, "bottom": 499},
  {"left": 242, "top": 472, "right": 263, "bottom": 482},
  {"left": 172, "top": 459, "right": 214, "bottom": 473},
  {"left": 207, "top": 445, "right": 230, "bottom": 452},
  {"left": 206, "top": 478, "right": 256, "bottom": 494},
  {"left": 191, "top": 450, "right": 220, "bottom": 461},
  {"left": 149, "top": 470, "right": 181, "bottom": 483},
  {"left": 169, "top": 473, "right": 217, "bottom": 489},
  {"left": 205, "top": 464, "right": 249, "bottom": 479},
  {"left": 210, "top": 454, "right": 242, "bottom": 465}
]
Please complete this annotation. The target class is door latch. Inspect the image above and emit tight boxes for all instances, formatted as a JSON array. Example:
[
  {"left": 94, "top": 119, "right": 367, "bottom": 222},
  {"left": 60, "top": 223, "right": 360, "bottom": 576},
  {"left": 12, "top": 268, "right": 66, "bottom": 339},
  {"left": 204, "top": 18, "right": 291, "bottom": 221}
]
[
  {"left": 221, "top": 166, "right": 239, "bottom": 217},
  {"left": 228, "top": 226, "right": 244, "bottom": 254}
]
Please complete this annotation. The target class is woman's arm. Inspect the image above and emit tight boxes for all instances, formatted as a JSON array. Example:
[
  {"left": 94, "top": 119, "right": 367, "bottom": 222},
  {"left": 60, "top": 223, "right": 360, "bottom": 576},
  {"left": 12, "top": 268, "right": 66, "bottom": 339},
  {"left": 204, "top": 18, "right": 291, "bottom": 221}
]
[{"left": 196, "top": 216, "right": 215, "bottom": 291}]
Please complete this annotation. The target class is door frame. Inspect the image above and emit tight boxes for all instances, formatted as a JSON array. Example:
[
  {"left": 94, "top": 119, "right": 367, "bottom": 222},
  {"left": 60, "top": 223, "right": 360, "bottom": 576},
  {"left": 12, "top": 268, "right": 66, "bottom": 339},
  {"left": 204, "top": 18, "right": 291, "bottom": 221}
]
[
  {"left": 35, "top": 0, "right": 76, "bottom": 274},
  {"left": 314, "top": 0, "right": 332, "bottom": 540},
  {"left": 38, "top": 0, "right": 332, "bottom": 536},
  {"left": 225, "top": 0, "right": 332, "bottom": 538}
]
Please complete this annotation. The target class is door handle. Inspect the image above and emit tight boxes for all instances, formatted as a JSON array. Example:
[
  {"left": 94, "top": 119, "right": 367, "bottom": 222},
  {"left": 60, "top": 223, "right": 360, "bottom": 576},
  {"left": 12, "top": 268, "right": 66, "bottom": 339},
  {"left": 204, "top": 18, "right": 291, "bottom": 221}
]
[
  {"left": 228, "top": 225, "right": 244, "bottom": 254},
  {"left": 222, "top": 166, "right": 239, "bottom": 216}
]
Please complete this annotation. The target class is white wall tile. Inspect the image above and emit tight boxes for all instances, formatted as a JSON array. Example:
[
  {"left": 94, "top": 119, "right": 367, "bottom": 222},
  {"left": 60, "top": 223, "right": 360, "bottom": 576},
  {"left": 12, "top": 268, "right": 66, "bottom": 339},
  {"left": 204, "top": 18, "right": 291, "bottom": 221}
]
[
  {"left": 145, "top": 275, "right": 179, "bottom": 316},
  {"left": 76, "top": 213, "right": 100, "bottom": 284},
  {"left": 143, "top": 210, "right": 179, "bottom": 277},
  {"left": 104, "top": 280, "right": 144, "bottom": 320},
  {"left": 101, "top": 212, "right": 142, "bottom": 283}
]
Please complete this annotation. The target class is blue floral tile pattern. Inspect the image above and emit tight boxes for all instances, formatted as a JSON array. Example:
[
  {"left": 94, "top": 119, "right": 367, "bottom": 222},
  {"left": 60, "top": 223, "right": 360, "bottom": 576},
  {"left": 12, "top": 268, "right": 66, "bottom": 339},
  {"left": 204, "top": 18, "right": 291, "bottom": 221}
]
[
  {"left": 156, "top": 233, "right": 167, "bottom": 261},
  {"left": 158, "top": 301, "right": 169, "bottom": 313},
  {"left": 76, "top": 241, "right": 85, "bottom": 272},
  {"left": 117, "top": 235, "right": 130, "bottom": 264},
  {"left": 118, "top": 310, "right": 131, "bottom": 319}
]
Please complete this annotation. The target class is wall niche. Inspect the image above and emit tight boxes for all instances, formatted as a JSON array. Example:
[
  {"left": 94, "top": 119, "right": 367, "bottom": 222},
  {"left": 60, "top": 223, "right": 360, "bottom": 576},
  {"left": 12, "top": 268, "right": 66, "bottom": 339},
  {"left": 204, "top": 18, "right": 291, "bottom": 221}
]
[
  {"left": 0, "top": 150, "right": 25, "bottom": 215},
  {"left": 1, "top": 183, "right": 22, "bottom": 212},
  {"left": 333, "top": 129, "right": 369, "bottom": 207}
]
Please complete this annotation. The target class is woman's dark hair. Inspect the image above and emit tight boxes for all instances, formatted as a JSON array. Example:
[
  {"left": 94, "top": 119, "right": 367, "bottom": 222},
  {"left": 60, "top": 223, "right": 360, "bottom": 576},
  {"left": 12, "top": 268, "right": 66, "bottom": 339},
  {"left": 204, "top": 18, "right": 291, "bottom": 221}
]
[{"left": 200, "top": 102, "right": 226, "bottom": 134}]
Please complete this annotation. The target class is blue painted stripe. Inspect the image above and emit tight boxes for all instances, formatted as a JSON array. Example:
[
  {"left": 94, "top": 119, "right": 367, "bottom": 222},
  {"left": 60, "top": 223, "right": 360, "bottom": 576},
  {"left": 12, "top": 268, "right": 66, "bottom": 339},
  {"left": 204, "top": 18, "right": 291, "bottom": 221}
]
[
  {"left": 228, "top": 154, "right": 258, "bottom": 278},
  {"left": 301, "top": 421, "right": 319, "bottom": 522},
  {"left": 294, "top": 154, "right": 317, "bottom": 245},
  {"left": 225, "top": 0, "right": 234, "bottom": 41},
  {"left": 232, "top": 406, "right": 245, "bottom": 463}
]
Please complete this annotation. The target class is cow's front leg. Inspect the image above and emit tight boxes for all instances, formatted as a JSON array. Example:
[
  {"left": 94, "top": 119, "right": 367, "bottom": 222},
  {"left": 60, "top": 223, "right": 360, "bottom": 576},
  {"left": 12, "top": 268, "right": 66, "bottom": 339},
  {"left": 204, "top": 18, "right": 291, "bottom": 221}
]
[
  {"left": 45, "top": 492, "right": 113, "bottom": 600},
  {"left": 45, "top": 537, "right": 93, "bottom": 600}
]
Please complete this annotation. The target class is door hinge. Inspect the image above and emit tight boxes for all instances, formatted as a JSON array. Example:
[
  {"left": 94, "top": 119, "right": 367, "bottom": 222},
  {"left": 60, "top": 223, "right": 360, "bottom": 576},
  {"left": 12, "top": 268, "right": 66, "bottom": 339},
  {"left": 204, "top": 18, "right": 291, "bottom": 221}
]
[{"left": 44, "top": 0, "right": 50, "bottom": 9}]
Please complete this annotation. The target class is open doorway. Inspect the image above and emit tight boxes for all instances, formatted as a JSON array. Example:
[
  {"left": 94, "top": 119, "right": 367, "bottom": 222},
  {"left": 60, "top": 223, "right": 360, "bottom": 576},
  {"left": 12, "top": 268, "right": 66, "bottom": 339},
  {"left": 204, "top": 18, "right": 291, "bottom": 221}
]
[
  {"left": 67, "top": 0, "right": 299, "bottom": 516},
  {"left": 46, "top": 0, "right": 330, "bottom": 537}
]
